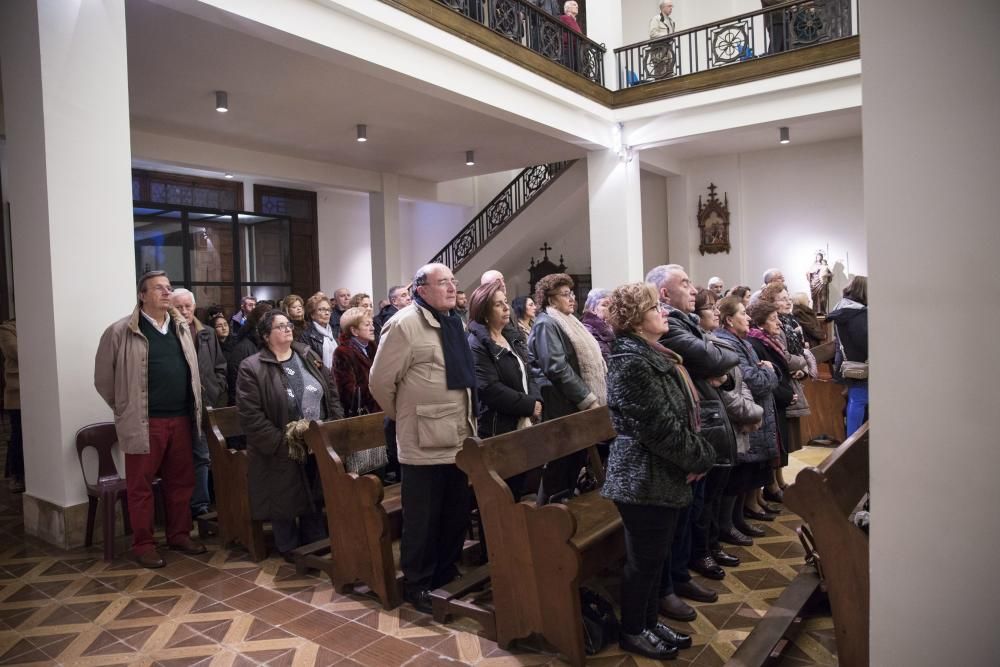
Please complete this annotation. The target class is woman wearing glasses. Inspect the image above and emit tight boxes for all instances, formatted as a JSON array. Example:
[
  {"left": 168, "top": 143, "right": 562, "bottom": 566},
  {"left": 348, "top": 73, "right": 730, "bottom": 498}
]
[
  {"left": 300, "top": 294, "right": 337, "bottom": 372},
  {"left": 236, "top": 310, "right": 344, "bottom": 560},
  {"left": 527, "top": 273, "right": 607, "bottom": 502}
]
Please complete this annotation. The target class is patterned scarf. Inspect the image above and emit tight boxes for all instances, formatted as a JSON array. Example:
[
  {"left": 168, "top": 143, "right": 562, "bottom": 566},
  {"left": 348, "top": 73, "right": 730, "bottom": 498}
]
[
  {"left": 747, "top": 326, "right": 785, "bottom": 357},
  {"left": 545, "top": 307, "right": 608, "bottom": 405}
]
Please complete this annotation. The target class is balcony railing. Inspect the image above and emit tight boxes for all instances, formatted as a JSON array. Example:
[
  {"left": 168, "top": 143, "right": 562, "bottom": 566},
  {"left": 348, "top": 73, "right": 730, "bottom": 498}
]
[
  {"left": 431, "top": 161, "right": 574, "bottom": 271},
  {"left": 434, "top": 0, "right": 605, "bottom": 86},
  {"left": 614, "top": 0, "right": 858, "bottom": 89}
]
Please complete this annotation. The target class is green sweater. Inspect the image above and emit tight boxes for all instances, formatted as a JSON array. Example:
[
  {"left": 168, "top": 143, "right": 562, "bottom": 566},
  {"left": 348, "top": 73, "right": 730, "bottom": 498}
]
[{"left": 139, "top": 315, "right": 192, "bottom": 417}]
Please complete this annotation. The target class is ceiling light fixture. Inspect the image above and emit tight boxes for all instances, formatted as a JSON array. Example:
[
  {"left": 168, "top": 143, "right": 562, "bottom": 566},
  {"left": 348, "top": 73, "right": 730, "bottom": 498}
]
[
  {"left": 215, "top": 91, "right": 229, "bottom": 113},
  {"left": 356, "top": 124, "right": 367, "bottom": 142},
  {"left": 465, "top": 150, "right": 475, "bottom": 166},
  {"left": 224, "top": 172, "right": 234, "bottom": 179},
  {"left": 779, "top": 126, "right": 790, "bottom": 144}
]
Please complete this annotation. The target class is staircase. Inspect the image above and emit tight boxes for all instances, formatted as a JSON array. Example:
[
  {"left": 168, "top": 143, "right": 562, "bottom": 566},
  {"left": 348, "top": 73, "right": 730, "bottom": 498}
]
[{"left": 430, "top": 161, "right": 575, "bottom": 272}]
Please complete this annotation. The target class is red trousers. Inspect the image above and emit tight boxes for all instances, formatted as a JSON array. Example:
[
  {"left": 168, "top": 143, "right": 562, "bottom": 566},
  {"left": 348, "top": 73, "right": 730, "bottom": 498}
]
[{"left": 125, "top": 416, "right": 195, "bottom": 555}]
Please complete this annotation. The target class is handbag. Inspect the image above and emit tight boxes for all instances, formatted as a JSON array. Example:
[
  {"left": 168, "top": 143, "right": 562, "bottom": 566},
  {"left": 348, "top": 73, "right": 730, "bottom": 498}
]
[
  {"left": 580, "top": 588, "right": 620, "bottom": 655},
  {"left": 342, "top": 386, "right": 388, "bottom": 475},
  {"left": 835, "top": 324, "right": 869, "bottom": 380}
]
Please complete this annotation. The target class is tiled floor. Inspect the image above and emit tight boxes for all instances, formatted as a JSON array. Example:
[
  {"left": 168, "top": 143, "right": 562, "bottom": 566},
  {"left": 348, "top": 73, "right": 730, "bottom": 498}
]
[{"left": 0, "top": 448, "right": 838, "bottom": 666}]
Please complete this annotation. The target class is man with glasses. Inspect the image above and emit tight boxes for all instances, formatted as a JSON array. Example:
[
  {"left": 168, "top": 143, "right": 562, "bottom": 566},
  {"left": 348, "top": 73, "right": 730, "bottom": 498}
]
[
  {"left": 645, "top": 264, "right": 740, "bottom": 621},
  {"left": 95, "top": 271, "right": 206, "bottom": 568},
  {"left": 370, "top": 263, "right": 477, "bottom": 613}
]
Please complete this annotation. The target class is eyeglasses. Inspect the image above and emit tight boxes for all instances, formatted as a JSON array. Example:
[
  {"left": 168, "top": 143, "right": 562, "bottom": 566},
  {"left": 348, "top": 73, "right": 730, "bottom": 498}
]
[
  {"left": 271, "top": 323, "right": 294, "bottom": 332},
  {"left": 435, "top": 278, "right": 459, "bottom": 287},
  {"left": 148, "top": 285, "right": 173, "bottom": 294},
  {"left": 552, "top": 291, "right": 575, "bottom": 299}
]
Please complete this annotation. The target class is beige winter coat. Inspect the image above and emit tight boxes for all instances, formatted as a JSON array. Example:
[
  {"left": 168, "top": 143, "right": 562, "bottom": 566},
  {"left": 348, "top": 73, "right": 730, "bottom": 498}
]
[
  {"left": 369, "top": 303, "right": 476, "bottom": 466},
  {"left": 94, "top": 306, "right": 202, "bottom": 454}
]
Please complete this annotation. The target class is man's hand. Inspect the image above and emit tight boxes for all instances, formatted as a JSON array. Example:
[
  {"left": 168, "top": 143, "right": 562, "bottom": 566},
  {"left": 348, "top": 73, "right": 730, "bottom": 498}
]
[{"left": 708, "top": 374, "right": 728, "bottom": 387}]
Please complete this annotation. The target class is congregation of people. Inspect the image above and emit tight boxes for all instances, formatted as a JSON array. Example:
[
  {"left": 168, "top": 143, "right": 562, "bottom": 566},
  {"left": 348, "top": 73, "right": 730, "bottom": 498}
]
[{"left": 89, "top": 259, "right": 868, "bottom": 660}]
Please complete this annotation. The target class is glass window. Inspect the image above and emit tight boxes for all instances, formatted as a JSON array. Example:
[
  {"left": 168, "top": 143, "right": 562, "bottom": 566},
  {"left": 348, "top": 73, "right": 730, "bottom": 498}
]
[
  {"left": 190, "top": 285, "right": 235, "bottom": 317},
  {"left": 134, "top": 218, "right": 184, "bottom": 279},
  {"left": 188, "top": 217, "right": 236, "bottom": 283},
  {"left": 240, "top": 217, "right": 290, "bottom": 284}
]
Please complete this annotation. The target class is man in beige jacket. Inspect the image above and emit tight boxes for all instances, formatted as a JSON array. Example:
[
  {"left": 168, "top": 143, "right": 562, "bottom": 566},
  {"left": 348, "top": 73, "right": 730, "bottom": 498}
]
[
  {"left": 370, "top": 262, "right": 477, "bottom": 613},
  {"left": 94, "top": 271, "right": 205, "bottom": 568}
]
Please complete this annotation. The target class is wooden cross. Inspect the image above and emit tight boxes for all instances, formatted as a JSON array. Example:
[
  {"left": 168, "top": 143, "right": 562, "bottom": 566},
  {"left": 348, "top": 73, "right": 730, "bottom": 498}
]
[
  {"left": 707, "top": 183, "right": 718, "bottom": 200},
  {"left": 539, "top": 242, "right": 552, "bottom": 259}
]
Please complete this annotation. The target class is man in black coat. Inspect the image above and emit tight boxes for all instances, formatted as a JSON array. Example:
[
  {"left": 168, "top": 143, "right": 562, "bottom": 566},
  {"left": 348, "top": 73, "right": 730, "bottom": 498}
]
[
  {"left": 373, "top": 284, "right": 411, "bottom": 344},
  {"left": 646, "top": 264, "right": 741, "bottom": 622}
]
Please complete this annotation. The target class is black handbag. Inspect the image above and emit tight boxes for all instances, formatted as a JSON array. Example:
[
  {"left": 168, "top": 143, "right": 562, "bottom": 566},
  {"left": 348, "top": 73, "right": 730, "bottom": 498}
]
[{"left": 580, "top": 588, "right": 619, "bottom": 655}]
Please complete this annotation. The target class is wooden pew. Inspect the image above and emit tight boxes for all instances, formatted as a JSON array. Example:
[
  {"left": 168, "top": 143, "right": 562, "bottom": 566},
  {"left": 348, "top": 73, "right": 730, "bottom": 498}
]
[
  {"left": 204, "top": 406, "right": 267, "bottom": 561},
  {"left": 303, "top": 413, "right": 403, "bottom": 610},
  {"left": 729, "top": 421, "right": 869, "bottom": 667},
  {"left": 451, "top": 406, "right": 620, "bottom": 667},
  {"left": 784, "top": 421, "right": 869, "bottom": 667}
]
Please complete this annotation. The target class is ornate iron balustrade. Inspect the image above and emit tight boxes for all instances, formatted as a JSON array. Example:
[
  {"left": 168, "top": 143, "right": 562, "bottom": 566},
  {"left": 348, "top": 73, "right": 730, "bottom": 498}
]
[
  {"left": 436, "top": 0, "right": 605, "bottom": 85},
  {"left": 614, "top": 0, "right": 857, "bottom": 89},
  {"left": 431, "top": 161, "right": 574, "bottom": 271}
]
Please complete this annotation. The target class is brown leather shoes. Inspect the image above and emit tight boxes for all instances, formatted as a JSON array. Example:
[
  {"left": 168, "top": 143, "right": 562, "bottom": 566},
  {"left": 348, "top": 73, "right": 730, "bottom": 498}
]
[
  {"left": 135, "top": 550, "right": 165, "bottom": 569},
  {"left": 168, "top": 537, "right": 207, "bottom": 555},
  {"left": 659, "top": 593, "right": 697, "bottom": 622},
  {"left": 674, "top": 579, "right": 719, "bottom": 603}
]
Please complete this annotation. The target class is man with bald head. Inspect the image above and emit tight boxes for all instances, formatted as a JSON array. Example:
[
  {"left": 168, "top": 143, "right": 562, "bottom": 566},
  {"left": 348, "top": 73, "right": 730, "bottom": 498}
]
[
  {"left": 481, "top": 269, "right": 505, "bottom": 290},
  {"left": 370, "top": 263, "right": 478, "bottom": 613}
]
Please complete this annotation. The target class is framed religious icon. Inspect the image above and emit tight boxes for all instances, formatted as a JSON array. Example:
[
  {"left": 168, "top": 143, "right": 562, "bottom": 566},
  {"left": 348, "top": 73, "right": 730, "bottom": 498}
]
[{"left": 698, "top": 183, "right": 731, "bottom": 255}]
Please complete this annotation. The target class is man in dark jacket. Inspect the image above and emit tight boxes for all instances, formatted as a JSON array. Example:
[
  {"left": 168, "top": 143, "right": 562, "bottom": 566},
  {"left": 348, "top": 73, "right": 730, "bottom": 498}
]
[
  {"left": 373, "top": 284, "right": 411, "bottom": 343},
  {"left": 647, "top": 264, "right": 741, "bottom": 621},
  {"left": 172, "top": 289, "right": 227, "bottom": 519}
]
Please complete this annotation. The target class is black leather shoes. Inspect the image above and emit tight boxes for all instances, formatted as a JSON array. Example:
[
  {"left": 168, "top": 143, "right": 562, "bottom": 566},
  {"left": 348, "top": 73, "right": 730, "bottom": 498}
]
[
  {"left": 719, "top": 527, "right": 753, "bottom": 546},
  {"left": 674, "top": 579, "right": 718, "bottom": 603},
  {"left": 763, "top": 488, "right": 784, "bottom": 504},
  {"left": 760, "top": 502, "right": 781, "bottom": 514},
  {"left": 404, "top": 589, "right": 433, "bottom": 614},
  {"left": 735, "top": 520, "right": 766, "bottom": 537},
  {"left": 659, "top": 593, "right": 696, "bottom": 622},
  {"left": 688, "top": 555, "right": 725, "bottom": 580},
  {"left": 711, "top": 548, "right": 741, "bottom": 567},
  {"left": 651, "top": 622, "right": 692, "bottom": 649},
  {"left": 620, "top": 629, "right": 678, "bottom": 660},
  {"left": 743, "top": 508, "right": 775, "bottom": 522}
]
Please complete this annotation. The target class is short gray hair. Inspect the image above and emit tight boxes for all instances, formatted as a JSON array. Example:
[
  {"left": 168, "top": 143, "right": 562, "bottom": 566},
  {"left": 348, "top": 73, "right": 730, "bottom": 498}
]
[
  {"left": 584, "top": 288, "right": 611, "bottom": 314},
  {"left": 762, "top": 268, "right": 783, "bottom": 284},
  {"left": 414, "top": 262, "right": 449, "bottom": 288},
  {"left": 645, "top": 264, "right": 685, "bottom": 289},
  {"left": 708, "top": 276, "right": 724, "bottom": 287},
  {"left": 171, "top": 288, "right": 195, "bottom": 305},
  {"left": 388, "top": 284, "right": 407, "bottom": 300}
]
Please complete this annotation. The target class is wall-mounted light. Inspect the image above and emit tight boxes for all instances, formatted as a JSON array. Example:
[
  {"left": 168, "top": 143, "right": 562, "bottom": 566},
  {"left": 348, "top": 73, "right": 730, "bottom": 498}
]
[
  {"left": 215, "top": 91, "right": 229, "bottom": 113},
  {"left": 224, "top": 172, "right": 234, "bottom": 179},
  {"left": 356, "top": 124, "right": 367, "bottom": 142},
  {"left": 779, "top": 126, "right": 790, "bottom": 144},
  {"left": 465, "top": 150, "right": 475, "bottom": 166}
]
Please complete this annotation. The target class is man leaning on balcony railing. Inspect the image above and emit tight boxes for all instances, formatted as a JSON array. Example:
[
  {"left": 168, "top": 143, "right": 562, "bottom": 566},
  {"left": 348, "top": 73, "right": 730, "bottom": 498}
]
[
  {"left": 649, "top": 0, "right": 675, "bottom": 39},
  {"left": 647, "top": 1, "right": 677, "bottom": 80}
]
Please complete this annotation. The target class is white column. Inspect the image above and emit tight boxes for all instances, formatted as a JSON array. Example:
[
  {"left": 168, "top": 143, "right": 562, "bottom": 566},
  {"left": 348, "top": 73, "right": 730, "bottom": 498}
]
[
  {"left": 0, "top": 0, "right": 135, "bottom": 545},
  {"left": 583, "top": 0, "right": 625, "bottom": 88},
  {"left": 864, "top": 1, "right": 1000, "bottom": 665},
  {"left": 369, "top": 173, "right": 402, "bottom": 302},
  {"left": 587, "top": 149, "right": 643, "bottom": 287},
  {"left": 666, "top": 173, "right": 695, "bottom": 271}
]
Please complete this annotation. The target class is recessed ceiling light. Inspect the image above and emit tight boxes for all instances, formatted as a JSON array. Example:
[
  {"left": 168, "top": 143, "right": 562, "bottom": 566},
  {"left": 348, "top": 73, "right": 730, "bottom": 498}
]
[
  {"left": 779, "top": 126, "right": 790, "bottom": 144},
  {"left": 224, "top": 172, "right": 234, "bottom": 179},
  {"left": 357, "top": 124, "right": 367, "bottom": 142},
  {"left": 465, "top": 150, "right": 475, "bottom": 166},
  {"left": 215, "top": 91, "right": 228, "bottom": 113}
]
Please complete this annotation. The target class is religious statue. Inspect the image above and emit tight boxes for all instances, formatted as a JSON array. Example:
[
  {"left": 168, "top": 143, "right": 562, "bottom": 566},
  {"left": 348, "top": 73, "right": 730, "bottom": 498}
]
[{"left": 807, "top": 250, "right": 834, "bottom": 315}]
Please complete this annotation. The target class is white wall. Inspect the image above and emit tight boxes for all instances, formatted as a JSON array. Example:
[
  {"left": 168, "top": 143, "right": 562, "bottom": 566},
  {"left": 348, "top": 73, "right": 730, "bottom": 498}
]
[
  {"left": 398, "top": 199, "right": 474, "bottom": 284},
  {"left": 436, "top": 170, "right": 520, "bottom": 211},
  {"left": 641, "top": 168, "right": 670, "bottom": 273},
  {"left": 864, "top": 1, "right": 1000, "bottom": 665},
  {"left": 316, "top": 189, "right": 372, "bottom": 296},
  {"left": 666, "top": 136, "right": 864, "bottom": 296}
]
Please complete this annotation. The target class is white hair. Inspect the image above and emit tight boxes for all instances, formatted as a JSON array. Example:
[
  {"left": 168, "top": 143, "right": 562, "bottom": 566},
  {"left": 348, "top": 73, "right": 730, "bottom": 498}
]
[
  {"left": 644, "top": 264, "right": 685, "bottom": 289},
  {"left": 170, "top": 288, "right": 195, "bottom": 305},
  {"left": 762, "top": 268, "right": 783, "bottom": 284},
  {"left": 708, "top": 276, "right": 724, "bottom": 287}
]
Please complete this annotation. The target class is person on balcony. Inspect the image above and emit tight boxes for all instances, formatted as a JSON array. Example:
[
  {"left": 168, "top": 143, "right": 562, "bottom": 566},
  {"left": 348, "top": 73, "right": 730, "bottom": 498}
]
[
  {"left": 649, "top": 1, "right": 675, "bottom": 39},
  {"left": 559, "top": 1, "right": 584, "bottom": 72}
]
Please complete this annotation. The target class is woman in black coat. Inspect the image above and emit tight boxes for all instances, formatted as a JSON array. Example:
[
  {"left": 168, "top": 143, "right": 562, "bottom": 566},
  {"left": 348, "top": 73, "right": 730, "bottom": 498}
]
[
  {"left": 602, "top": 283, "right": 715, "bottom": 660},
  {"left": 236, "top": 310, "right": 344, "bottom": 559},
  {"left": 467, "top": 280, "right": 542, "bottom": 499}
]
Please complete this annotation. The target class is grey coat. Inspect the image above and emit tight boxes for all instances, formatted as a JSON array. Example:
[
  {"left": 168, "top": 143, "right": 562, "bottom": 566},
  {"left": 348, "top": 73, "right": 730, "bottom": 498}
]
[
  {"left": 195, "top": 326, "right": 228, "bottom": 409},
  {"left": 714, "top": 328, "right": 780, "bottom": 463},
  {"left": 236, "top": 343, "right": 344, "bottom": 521},
  {"left": 601, "top": 335, "right": 715, "bottom": 509}
]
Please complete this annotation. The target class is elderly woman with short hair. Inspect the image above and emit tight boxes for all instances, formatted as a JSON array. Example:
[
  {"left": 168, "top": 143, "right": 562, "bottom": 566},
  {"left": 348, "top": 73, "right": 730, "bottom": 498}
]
[
  {"left": 333, "top": 307, "right": 380, "bottom": 417},
  {"left": 602, "top": 282, "right": 714, "bottom": 660},
  {"left": 348, "top": 293, "right": 373, "bottom": 312},
  {"left": 581, "top": 288, "right": 614, "bottom": 361},
  {"left": 300, "top": 294, "right": 337, "bottom": 372},
  {"left": 237, "top": 310, "right": 344, "bottom": 559},
  {"left": 528, "top": 273, "right": 606, "bottom": 502}
]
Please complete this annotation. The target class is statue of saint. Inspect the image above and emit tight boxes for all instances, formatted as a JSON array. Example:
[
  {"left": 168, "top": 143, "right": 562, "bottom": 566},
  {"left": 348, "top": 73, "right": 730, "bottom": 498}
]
[{"left": 807, "top": 250, "right": 834, "bottom": 315}]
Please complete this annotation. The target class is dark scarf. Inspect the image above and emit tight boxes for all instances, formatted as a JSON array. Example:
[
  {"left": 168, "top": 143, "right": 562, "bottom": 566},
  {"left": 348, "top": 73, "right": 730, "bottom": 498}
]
[
  {"left": 779, "top": 313, "right": 805, "bottom": 355},
  {"left": 748, "top": 326, "right": 785, "bottom": 358},
  {"left": 413, "top": 294, "right": 477, "bottom": 391}
]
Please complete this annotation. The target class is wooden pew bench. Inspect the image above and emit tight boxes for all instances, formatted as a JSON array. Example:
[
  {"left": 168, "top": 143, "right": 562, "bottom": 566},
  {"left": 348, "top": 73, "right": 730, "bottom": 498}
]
[
  {"left": 204, "top": 406, "right": 267, "bottom": 561},
  {"left": 302, "top": 413, "right": 404, "bottom": 609},
  {"left": 730, "top": 421, "right": 870, "bottom": 667},
  {"left": 444, "top": 406, "right": 620, "bottom": 667}
]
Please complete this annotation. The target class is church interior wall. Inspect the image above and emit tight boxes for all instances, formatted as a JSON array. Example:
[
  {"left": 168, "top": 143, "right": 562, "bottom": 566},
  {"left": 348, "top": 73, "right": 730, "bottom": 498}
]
[{"left": 316, "top": 188, "right": 374, "bottom": 296}]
